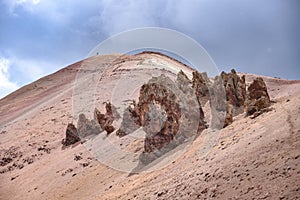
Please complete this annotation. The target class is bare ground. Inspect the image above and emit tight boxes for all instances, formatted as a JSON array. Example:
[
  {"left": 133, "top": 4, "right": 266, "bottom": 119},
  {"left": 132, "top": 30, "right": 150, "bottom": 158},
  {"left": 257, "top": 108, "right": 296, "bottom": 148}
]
[{"left": 0, "top": 54, "right": 299, "bottom": 200}]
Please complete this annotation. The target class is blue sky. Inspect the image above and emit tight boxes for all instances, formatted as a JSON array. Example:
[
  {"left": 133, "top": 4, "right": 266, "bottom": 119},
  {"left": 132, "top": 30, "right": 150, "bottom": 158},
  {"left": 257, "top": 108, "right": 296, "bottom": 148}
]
[{"left": 0, "top": 0, "right": 299, "bottom": 98}]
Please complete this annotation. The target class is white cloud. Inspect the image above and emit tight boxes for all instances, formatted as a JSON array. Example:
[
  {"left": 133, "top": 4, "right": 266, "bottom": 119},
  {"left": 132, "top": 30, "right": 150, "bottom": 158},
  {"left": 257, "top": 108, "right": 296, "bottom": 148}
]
[
  {"left": 0, "top": 55, "right": 55, "bottom": 99},
  {"left": 13, "top": 58, "right": 46, "bottom": 81},
  {"left": 98, "top": 0, "right": 160, "bottom": 35},
  {"left": 0, "top": 58, "right": 19, "bottom": 99},
  {"left": 3, "top": 0, "right": 41, "bottom": 15},
  {"left": 16, "top": 0, "right": 40, "bottom": 5}
]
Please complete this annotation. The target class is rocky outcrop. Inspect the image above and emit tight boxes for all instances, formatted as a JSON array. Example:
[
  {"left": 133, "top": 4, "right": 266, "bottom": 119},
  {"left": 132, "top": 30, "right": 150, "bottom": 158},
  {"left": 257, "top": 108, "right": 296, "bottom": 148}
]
[
  {"left": 177, "top": 70, "right": 206, "bottom": 132},
  {"left": 207, "top": 75, "right": 227, "bottom": 129},
  {"left": 220, "top": 69, "right": 246, "bottom": 127},
  {"left": 245, "top": 77, "right": 271, "bottom": 117},
  {"left": 62, "top": 123, "right": 80, "bottom": 146},
  {"left": 117, "top": 72, "right": 205, "bottom": 167},
  {"left": 138, "top": 73, "right": 204, "bottom": 165},
  {"left": 62, "top": 102, "right": 118, "bottom": 148},
  {"left": 77, "top": 113, "right": 102, "bottom": 138},
  {"left": 94, "top": 102, "right": 115, "bottom": 134},
  {"left": 138, "top": 76, "right": 182, "bottom": 153},
  {"left": 221, "top": 69, "right": 246, "bottom": 107},
  {"left": 209, "top": 70, "right": 271, "bottom": 127},
  {"left": 192, "top": 71, "right": 209, "bottom": 103},
  {"left": 116, "top": 101, "right": 140, "bottom": 137},
  {"left": 177, "top": 70, "right": 191, "bottom": 91}
]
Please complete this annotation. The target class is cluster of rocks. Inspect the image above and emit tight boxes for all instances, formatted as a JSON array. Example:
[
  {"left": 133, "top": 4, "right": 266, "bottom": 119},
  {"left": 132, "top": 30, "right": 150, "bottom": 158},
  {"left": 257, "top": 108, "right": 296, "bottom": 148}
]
[
  {"left": 207, "top": 69, "right": 271, "bottom": 127},
  {"left": 62, "top": 102, "right": 118, "bottom": 147},
  {"left": 62, "top": 68, "right": 272, "bottom": 167},
  {"left": 0, "top": 147, "right": 22, "bottom": 167},
  {"left": 221, "top": 71, "right": 272, "bottom": 124},
  {"left": 116, "top": 71, "right": 206, "bottom": 165},
  {"left": 0, "top": 146, "right": 41, "bottom": 174}
]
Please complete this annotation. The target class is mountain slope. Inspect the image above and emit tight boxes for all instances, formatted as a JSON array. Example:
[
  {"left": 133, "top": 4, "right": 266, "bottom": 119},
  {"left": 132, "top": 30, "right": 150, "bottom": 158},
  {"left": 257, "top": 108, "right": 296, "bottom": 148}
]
[{"left": 0, "top": 53, "right": 299, "bottom": 200}]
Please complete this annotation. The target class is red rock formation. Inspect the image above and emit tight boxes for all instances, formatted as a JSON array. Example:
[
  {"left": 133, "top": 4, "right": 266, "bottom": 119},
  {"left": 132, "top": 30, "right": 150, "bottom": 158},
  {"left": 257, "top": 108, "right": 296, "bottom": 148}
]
[
  {"left": 138, "top": 77, "right": 181, "bottom": 153},
  {"left": 220, "top": 69, "right": 246, "bottom": 127},
  {"left": 245, "top": 77, "right": 271, "bottom": 117},
  {"left": 221, "top": 69, "right": 246, "bottom": 107},
  {"left": 94, "top": 102, "right": 115, "bottom": 135},
  {"left": 192, "top": 71, "right": 209, "bottom": 102},
  {"left": 117, "top": 72, "right": 205, "bottom": 166}
]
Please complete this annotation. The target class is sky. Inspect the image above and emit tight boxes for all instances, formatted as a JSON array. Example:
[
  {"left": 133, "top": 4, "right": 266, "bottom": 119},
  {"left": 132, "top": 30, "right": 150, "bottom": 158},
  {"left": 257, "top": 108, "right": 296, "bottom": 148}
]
[{"left": 0, "top": 0, "right": 299, "bottom": 98}]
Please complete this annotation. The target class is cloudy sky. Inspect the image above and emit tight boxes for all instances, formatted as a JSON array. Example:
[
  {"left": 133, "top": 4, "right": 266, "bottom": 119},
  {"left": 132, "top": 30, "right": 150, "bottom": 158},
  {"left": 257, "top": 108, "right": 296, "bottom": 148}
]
[{"left": 0, "top": 0, "right": 299, "bottom": 98}]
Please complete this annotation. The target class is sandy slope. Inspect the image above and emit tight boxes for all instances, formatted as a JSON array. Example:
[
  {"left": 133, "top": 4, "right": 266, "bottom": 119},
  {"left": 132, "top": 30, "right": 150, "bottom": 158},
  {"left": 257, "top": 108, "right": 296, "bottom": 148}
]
[{"left": 0, "top": 53, "right": 299, "bottom": 200}]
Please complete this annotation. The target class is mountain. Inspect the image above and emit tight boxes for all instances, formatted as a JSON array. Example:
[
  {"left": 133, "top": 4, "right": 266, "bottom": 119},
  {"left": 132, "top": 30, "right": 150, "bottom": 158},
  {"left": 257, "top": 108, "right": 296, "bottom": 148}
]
[{"left": 0, "top": 52, "right": 300, "bottom": 200}]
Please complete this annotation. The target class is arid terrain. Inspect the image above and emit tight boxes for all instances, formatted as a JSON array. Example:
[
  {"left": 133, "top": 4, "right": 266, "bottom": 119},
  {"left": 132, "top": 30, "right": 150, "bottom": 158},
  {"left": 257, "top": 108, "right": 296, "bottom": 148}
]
[{"left": 0, "top": 52, "right": 300, "bottom": 200}]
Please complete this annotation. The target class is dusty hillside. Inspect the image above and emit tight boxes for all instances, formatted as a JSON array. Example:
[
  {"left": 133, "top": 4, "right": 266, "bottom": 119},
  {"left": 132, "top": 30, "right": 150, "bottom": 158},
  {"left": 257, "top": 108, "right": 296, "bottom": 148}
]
[{"left": 0, "top": 53, "right": 300, "bottom": 200}]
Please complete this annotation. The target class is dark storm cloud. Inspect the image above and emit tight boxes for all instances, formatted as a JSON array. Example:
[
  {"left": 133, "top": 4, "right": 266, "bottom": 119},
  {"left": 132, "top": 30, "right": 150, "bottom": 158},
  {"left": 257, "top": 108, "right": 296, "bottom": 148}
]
[{"left": 0, "top": 0, "right": 299, "bottom": 97}]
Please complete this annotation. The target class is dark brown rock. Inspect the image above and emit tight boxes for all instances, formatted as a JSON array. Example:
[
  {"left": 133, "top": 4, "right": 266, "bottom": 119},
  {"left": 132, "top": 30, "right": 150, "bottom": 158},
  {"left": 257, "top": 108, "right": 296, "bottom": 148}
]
[
  {"left": 137, "top": 73, "right": 204, "bottom": 166},
  {"left": 117, "top": 71, "right": 206, "bottom": 140},
  {"left": 94, "top": 102, "right": 115, "bottom": 135},
  {"left": 221, "top": 69, "right": 246, "bottom": 107},
  {"left": 116, "top": 72, "right": 205, "bottom": 169},
  {"left": 192, "top": 71, "right": 209, "bottom": 100},
  {"left": 138, "top": 77, "right": 182, "bottom": 153},
  {"left": 220, "top": 69, "right": 246, "bottom": 127},
  {"left": 62, "top": 123, "right": 80, "bottom": 146},
  {"left": 94, "top": 108, "right": 106, "bottom": 127},
  {"left": 245, "top": 77, "right": 271, "bottom": 116}
]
